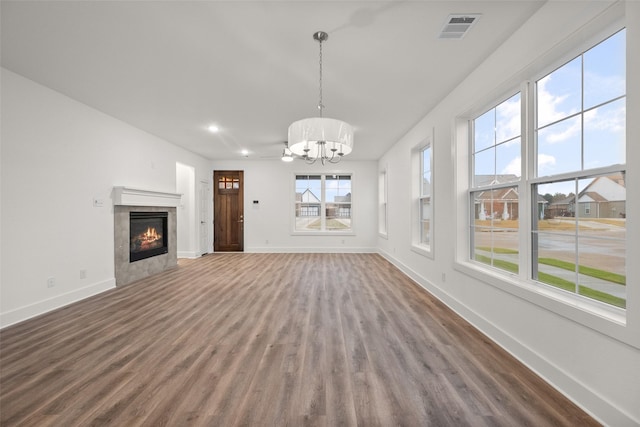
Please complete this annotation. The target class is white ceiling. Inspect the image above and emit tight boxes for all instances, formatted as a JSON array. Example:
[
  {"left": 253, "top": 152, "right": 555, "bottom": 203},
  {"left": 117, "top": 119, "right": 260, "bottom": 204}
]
[{"left": 1, "top": 1, "right": 544, "bottom": 161}]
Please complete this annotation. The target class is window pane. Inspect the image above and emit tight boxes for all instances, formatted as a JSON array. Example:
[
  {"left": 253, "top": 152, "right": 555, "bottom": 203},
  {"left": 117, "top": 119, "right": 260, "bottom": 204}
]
[
  {"left": 537, "top": 57, "right": 581, "bottom": 128},
  {"left": 422, "top": 146, "right": 431, "bottom": 197},
  {"left": 584, "top": 29, "right": 626, "bottom": 110},
  {"left": 537, "top": 116, "right": 581, "bottom": 176},
  {"left": 577, "top": 236, "right": 625, "bottom": 308},
  {"left": 295, "top": 175, "right": 322, "bottom": 231},
  {"left": 420, "top": 198, "right": 431, "bottom": 245},
  {"left": 496, "top": 93, "right": 521, "bottom": 142},
  {"left": 584, "top": 98, "right": 626, "bottom": 169},
  {"left": 534, "top": 232, "right": 577, "bottom": 293},
  {"left": 422, "top": 171, "right": 431, "bottom": 197},
  {"left": 534, "top": 174, "right": 626, "bottom": 308},
  {"left": 537, "top": 179, "right": 576, "bottom": 219},
  {"left": 326, "top": 175, "right": 351, "bottom": 202},
  {"left": 472, "top": 189, "right": 519, "bottom": 274},
  {"left": 474, "top": 109, "right": 495, "bottom": 151},
  {"left": 422, "top": 148, "right": 431, "bottom": 173},
  {"left": 474, "top": 147, "right": 495, "bottom": 185},
  {"left": 326, "top": 203, "right": 351, "bottom": 230},
  {"left": 296, "top": 175, "right": 321, "bottom": 198},
  {"left": 496, "top": 138, "right": 521, "bottom": 180}
]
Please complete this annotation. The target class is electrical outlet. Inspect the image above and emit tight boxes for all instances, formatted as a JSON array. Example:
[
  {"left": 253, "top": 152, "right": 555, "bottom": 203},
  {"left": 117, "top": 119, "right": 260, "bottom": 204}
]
[
  {"left": 47, "top": 277, "right": 56, "bottom": 288},
  {"left": 442, "top": 273, "right": 447, "bottom": 283},
  {"left": 80, "top": 269, "right": 87, "bottom": 279}
]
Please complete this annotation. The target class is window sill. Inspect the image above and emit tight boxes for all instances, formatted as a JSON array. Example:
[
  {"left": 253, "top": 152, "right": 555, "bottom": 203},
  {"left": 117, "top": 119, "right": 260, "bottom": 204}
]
[
  {"left": 453, "top": 260, "right": 637, "bottom": 348},
  {"left": 411, "top": 243, "right": 434, "bottom": 260}
]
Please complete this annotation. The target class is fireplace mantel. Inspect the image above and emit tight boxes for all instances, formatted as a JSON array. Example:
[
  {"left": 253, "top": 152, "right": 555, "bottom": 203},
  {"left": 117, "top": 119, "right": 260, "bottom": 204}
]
[{"left": 113, "top": 187, "right": 182, "bottom": 207}]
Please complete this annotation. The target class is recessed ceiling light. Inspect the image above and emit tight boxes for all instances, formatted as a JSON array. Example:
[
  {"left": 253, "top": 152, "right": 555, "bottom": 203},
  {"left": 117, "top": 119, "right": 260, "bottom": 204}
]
[
  {"left": 241, "top": 149, "right": 249, "bottom": 157},
  {"left": 208, "top": 125, "right": 219, "bottom": 133}
]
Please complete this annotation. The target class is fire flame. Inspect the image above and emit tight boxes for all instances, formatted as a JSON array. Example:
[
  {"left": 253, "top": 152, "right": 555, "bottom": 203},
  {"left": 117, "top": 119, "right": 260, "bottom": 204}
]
[{"left": 142, "top": 227, "right": 161, "bottom": 242}]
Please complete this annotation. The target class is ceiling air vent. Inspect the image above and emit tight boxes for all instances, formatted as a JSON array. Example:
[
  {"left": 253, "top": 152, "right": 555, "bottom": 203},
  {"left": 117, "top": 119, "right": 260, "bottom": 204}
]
[{"left": 439, "top": 14, "right": 480, "bottom": 40}]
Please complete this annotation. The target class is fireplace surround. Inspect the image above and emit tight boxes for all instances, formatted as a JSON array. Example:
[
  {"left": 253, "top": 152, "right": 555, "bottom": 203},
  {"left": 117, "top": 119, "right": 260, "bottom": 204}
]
[{"left": 113, "top": 187, "right": 181, "bottom": 286}]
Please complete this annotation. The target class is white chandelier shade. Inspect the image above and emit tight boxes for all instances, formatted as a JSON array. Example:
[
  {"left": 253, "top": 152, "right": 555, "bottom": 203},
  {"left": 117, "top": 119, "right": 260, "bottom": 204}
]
[{"left": 288, "top": 117, "right": 354, "bottom": 160}]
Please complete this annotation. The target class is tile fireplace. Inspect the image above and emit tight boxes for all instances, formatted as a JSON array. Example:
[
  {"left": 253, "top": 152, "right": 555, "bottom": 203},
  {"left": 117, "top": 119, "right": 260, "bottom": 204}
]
[{"left": 113, "top": 187, "right": 181, "bottom": 286}]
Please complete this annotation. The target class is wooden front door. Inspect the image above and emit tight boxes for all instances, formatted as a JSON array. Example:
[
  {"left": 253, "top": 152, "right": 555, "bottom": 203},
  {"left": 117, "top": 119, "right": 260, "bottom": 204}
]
[{"left": 213, "top": 170, "right": 244, "bottom": 252}]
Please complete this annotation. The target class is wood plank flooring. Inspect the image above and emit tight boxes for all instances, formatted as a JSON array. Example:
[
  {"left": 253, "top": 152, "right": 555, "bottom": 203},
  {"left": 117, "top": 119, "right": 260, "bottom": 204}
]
[{"left": 0, "top": 253, "right": 599, "bottom": 426}]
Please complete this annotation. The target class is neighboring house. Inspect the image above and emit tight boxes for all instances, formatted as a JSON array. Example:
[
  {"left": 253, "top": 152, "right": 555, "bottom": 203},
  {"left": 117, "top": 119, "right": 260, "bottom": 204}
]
[
  {"left": 578, "top": 174, "right": 626, "bottom": 219},
  {"left": 296, "top": 189, "right": 321, "bottom": 217},
  {"left": 547, "top": 195, "right": 575, "bottom": 218},
  {"left": 332, "top": 193, "right": 352, "bottom": 218},
  {"left": 473, "top": 175, "right": 547, "bottom": 220},
  {"left": 548, "top": 174, "right": 626, "bottom": 219},
  {"left": 295, "top": 191, "right": 352, "bottom": 218}
]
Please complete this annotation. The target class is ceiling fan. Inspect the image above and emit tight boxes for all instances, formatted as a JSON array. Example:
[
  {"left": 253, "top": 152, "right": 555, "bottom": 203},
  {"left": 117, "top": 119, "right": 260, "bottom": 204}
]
[{"left": 259, "top": 141, "right": 297, "bottom": 162}]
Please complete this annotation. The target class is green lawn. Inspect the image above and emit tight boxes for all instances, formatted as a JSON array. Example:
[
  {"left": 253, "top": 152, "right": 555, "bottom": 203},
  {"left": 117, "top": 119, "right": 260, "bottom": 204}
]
[
  {"left": 538, "top": 257, "right": 626, "bottom": 286},
  {"left": 476, "top": 247, "right": 626, "bottom": 286},
  {"left": 473, "top": 253, "right": 626, "bottom": 309}
]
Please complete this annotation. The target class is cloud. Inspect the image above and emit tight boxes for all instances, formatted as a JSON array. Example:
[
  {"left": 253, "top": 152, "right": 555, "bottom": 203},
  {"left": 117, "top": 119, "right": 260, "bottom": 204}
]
[
  {"left": 537, "top": 75, "right": 577, "bottom": 127},
  {"left": 545, "top": 118, "right": 581, "bottom": 144},
  {"left": 537, "top": 153, "right": 556, "bottom": 173},
  {"left": 584, "top": 103, "right": 625, "bottom": 133},
  {"left": 584, "top": 70, "right": 625, "bottom": 107},
  {"left": 501, "top": 156, "right": 521, "bottom": 176},
  {"left": 496, "top": 95, "right": 521, "bottom": 143}
]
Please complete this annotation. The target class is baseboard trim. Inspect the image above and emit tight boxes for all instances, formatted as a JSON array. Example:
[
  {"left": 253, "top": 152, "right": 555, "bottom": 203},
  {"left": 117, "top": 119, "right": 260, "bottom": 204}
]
[
  {"left": 377, "top": 249, "right": 636, "bottom": 427},
  {"left": 246, "top": 246, "right": 378, "bottom": 253},
  {"left": 0, "top": 278, "right": 116, "bottom": 329},
  {"left": 177, "top": 251, "right": 199, "bottom": 259}
]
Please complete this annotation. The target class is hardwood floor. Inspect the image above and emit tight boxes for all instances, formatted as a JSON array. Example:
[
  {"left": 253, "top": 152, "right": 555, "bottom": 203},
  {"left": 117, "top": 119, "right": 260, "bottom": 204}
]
[{"left": 1, "top": 253, "right": 598, "bottom": 426}]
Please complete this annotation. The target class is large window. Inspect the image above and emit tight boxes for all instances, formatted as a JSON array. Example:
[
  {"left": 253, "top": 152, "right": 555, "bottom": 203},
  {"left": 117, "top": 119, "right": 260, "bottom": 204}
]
[
  {"left": 471, "top": 93, "right": 521, "bottom": 274},
  {"left": 412, "top": 138, "right": 434, "bottom": 255},
  {"left": 420, "top": 144, "right": 432, "bottom": 247},
  {"left": 470, "top": 29, "right": 626, "bottom": 310},
  {"left": 532, "top": 29, "right": 626, "bottom": 308},
  {"left": 295, "top": 174, "right": 352, "bottom": 232}
]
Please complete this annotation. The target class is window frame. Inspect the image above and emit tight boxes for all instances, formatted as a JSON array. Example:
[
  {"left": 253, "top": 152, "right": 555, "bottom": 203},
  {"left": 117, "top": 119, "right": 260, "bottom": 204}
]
[
  {"left": 378, "top": 167, "right": 388, "bottom": 238},
  {"left": 469, "top": 90, "right": 523, "bottom": 276},
  {"left": 412, "top": 133, "right": 434, "bottom": 258},
  {"left": 453, "top": 20, "right": 632, "bottom": 345},
  {"left": 291, "top": 172, "right": 355, "bottom": 236}
]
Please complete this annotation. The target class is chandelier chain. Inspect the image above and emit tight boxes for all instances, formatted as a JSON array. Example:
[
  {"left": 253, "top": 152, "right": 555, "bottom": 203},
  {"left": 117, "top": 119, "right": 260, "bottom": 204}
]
[{"left": 318, "top": 37, "right": 323, "bottom": 117}]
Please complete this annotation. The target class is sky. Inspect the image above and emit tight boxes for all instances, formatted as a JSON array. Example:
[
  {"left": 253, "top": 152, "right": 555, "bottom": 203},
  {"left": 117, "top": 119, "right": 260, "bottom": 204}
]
[{"left": 474, "top": 29, "right": 626, "bottom": 197}]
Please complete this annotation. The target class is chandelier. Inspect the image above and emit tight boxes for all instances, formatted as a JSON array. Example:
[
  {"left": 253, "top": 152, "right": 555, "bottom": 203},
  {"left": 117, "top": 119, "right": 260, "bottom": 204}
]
[{"left": 287, "top": 31, "right": 354, "bottom": 165}]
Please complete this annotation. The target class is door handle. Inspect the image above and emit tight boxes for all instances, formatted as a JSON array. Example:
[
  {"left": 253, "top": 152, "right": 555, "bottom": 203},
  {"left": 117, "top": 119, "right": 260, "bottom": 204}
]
[{"left": 200, "top": 221, "right": 205, "bottom": 224}]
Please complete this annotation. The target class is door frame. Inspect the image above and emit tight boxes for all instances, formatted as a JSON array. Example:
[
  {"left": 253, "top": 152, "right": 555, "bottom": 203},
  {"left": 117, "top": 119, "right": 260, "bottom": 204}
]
[{"left": 213, "top": 170, "right": 244, "bottom": 252}]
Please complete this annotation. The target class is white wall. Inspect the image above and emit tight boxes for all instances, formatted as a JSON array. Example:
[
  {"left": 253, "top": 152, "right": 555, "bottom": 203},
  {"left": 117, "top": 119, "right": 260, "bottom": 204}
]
[
  {"left": 176, "top": 162, "right": 197, "bottom": 258},
  {"left": 211, "top": 159, "right": 378, "bottom": 253},
  {"left": 378, "top": 2, "right": 639, "bottom": 426},
  {"left": 0, "top": 68, "right": 211, "bottom": 327}
]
